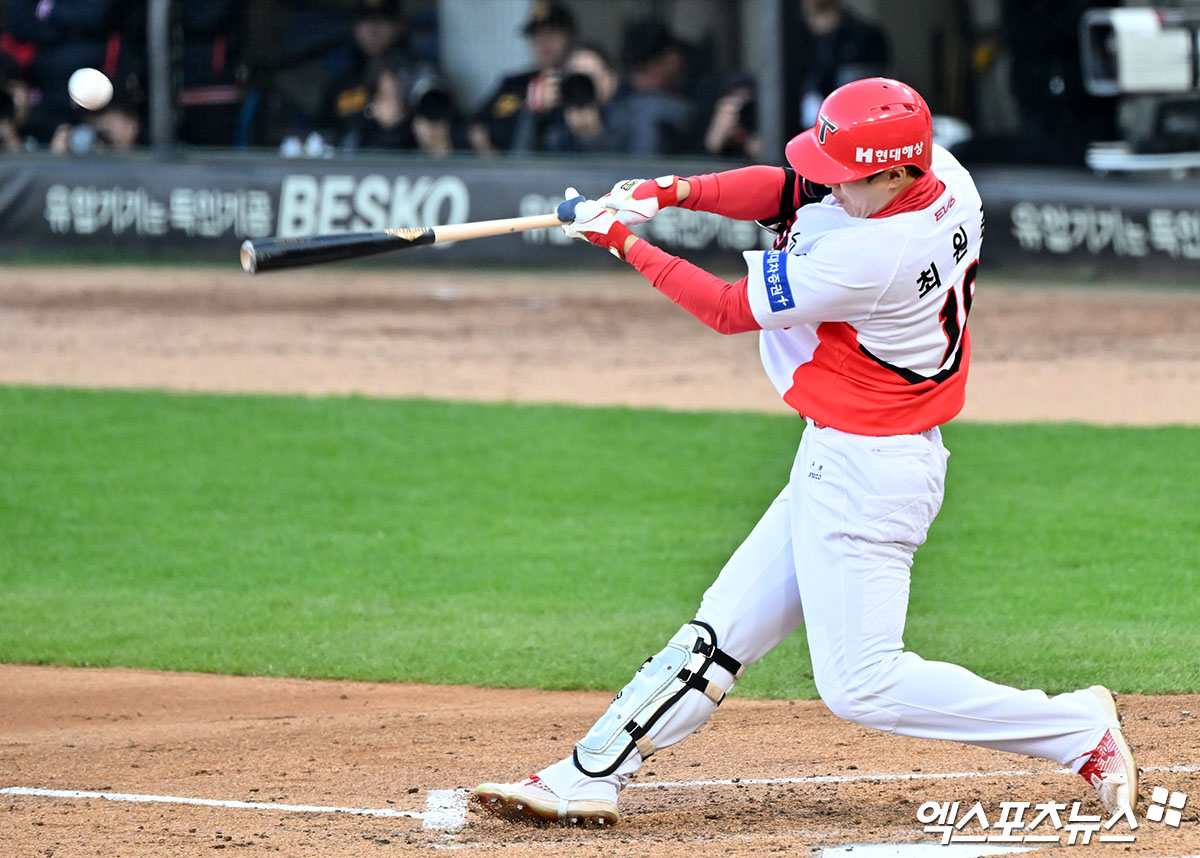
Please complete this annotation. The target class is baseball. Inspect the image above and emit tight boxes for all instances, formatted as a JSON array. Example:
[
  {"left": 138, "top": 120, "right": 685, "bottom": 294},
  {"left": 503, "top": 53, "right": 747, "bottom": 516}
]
[{"left": 68, "top": 68, "right": 113, "bottom": 111}]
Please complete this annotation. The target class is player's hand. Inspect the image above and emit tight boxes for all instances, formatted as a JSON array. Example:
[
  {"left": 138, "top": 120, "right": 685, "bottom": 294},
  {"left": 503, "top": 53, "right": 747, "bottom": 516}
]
[
  {"left": 597, "top": 176, "right": 683, "bottom": 226},
  {"left": 559, "top": 188, "right": 635, "bottom": 259}
]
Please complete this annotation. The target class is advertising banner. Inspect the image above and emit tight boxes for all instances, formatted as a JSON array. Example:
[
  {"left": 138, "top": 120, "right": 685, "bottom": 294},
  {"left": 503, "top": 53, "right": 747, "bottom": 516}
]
[{"left": 1, "top": 153, "right": 1197, "bottom": 277}]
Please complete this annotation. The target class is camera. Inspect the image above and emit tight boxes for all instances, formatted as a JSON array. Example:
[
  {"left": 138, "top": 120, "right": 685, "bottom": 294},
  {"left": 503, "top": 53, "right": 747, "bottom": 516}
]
[
  {"left": 561, "top": 72, "right": 597, "bottom": 109},
  {"left": 413, "top": 86, "right": 453, "bottom": 122}
]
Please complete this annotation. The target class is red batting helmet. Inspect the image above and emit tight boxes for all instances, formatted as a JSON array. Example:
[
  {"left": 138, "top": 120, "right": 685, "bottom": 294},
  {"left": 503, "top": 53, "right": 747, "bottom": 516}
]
[{"left": 785, "top": 77, "right": 933, "bottom": 185}]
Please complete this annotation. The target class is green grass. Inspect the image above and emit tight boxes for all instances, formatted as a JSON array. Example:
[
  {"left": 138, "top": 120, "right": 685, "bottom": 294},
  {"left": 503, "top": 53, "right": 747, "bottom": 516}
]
[{"left": 1, "top": 386, "right": 1196, "bottom": 697}]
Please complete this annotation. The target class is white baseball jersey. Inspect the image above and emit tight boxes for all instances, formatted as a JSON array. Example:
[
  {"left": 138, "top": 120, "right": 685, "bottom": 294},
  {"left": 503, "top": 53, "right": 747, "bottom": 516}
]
[{"left": 742, "top": 145, "right": 983, "bottom": 435}]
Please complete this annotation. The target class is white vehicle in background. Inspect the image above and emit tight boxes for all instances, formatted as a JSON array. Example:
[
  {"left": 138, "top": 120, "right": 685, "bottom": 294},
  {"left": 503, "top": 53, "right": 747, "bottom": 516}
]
[{"left": 1081, "top": 6, "right": 1200, "bottom": 174}]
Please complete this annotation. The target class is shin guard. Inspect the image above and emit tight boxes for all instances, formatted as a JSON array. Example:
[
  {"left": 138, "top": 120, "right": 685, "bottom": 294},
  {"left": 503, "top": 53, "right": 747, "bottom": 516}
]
[{"left": 573, "top": 621, "right": 744, "bottom": 777}]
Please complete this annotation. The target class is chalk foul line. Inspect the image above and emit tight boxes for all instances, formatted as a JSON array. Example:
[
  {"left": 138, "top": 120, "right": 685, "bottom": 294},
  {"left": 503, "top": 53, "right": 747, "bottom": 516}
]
[
  {"left": 1, "top": 785, "right": 471, "bottom": 834},
  {"left": 0, "top": 786, "right": 425, "bottom": 820},
  {"left": 4, "top": 766, "right": 1196, "bottom": 834},
  {"left": 628, "top": 763, "right": 1199, "bottom": 789}
]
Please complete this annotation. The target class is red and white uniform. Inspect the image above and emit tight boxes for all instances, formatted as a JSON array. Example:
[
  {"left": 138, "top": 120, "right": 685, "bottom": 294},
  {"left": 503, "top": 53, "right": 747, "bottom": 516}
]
[
  {"left": 626, "top": 146, "right": 980, "bottom": 435},
  {"left": 539, "top": 147, "right": 1117, "bottom": 808},
  {"left": 745, "top": 146, "right": 979, "bottom": 435}
]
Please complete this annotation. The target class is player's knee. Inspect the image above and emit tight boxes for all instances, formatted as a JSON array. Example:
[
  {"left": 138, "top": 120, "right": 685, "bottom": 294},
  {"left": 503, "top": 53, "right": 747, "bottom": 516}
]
[
  {"left": 813, "top": 656, "right": 904, "bottom": 727},
  {"left": 816, "top": 682, "right": 874, "bottom": 724}
]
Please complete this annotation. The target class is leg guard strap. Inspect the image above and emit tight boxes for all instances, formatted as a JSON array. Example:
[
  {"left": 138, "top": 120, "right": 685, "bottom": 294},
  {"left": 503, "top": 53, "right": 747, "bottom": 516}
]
[{"left": 693, "top": 634, "right": 746, "bottom": 680}]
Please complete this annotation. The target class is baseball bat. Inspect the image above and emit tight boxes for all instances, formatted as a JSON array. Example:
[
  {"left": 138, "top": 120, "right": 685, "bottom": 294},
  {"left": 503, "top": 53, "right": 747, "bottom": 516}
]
[{"left": 240, "top": 195, "right": 586, "bottom": 274}]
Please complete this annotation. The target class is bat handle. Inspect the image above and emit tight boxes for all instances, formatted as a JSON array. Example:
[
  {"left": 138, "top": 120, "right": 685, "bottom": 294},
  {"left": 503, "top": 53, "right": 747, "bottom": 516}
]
[{"left": 556, "top": 192, "right": 587, "bottom": 223}]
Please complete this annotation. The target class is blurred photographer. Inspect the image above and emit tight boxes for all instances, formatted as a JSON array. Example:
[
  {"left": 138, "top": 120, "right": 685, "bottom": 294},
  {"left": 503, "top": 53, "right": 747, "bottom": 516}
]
[
  {"left": 468, "top": 1, "right": 576, "bottom": 155},
  {"left": 542, "top": 42, "right": 620, "bottom": 153},
  {"left": 703, "top": 75, "right": 761, "bottom": 161},
  {"left": 409, "top": 80, "right": 460, "bottom": 158},
  {"left": 49, "top": 99, "right": 142, "bottom": 155}
]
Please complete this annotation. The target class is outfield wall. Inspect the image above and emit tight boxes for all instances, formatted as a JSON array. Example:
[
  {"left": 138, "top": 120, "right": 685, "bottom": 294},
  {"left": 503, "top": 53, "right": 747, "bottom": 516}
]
[{"left": 1, "top": 153, "right": 1198, "bottom": 279}]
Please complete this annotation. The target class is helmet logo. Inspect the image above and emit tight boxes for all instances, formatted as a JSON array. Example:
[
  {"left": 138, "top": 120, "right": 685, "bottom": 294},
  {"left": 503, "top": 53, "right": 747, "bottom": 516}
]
[{"left": 817, "top": 113, "right": 838, "bottom": 145}]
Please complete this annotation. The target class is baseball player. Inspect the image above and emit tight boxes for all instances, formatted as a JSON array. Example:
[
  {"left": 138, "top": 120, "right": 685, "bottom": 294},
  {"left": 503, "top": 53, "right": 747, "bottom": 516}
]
[{"left": 473, "top": 78, "right": 1137, "bottom": 827}]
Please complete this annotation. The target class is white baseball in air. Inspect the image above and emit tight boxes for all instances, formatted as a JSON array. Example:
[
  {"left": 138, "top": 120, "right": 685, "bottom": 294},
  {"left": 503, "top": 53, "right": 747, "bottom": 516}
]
[{"left": 68, "top": 68, "right": 114, "bottom": 111}]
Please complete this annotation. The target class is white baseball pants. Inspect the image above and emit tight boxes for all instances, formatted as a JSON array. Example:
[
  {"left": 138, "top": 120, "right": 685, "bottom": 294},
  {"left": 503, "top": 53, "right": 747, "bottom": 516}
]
[{"left": 542, "top": 422, "right": 1112, "bottom": 803}]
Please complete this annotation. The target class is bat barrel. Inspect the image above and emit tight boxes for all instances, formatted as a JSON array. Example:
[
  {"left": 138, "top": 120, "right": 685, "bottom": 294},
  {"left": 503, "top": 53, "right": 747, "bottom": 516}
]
[
  {"left": 240, "top": 211, "right": 568, "bottom": 274},
  {"left": 240, "top": 240, "right": 259, "bottom": 274},
  {"left": 241, "top": 229, "right": 436, "bottom": 274}
]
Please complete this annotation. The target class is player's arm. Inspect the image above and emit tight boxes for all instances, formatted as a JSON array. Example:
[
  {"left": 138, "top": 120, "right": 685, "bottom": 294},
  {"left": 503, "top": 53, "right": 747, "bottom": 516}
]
[
  {"left": 563, "top": 191, "right": 880, "bottom": 333},
  {"left": 562, "top": 193, "right": 759, "bottom": 335},
  {"left": 599, "top": 168, "right": 826, "bottom": 226}
]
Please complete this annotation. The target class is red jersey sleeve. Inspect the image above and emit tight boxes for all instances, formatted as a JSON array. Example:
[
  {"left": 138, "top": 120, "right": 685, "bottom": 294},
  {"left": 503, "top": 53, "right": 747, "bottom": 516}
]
[
  {"left": 626, "top": 240, "right": 760, "bottom": 335},
  {"left": 680, "top": 166, "right": 790, "bottom": 222}
]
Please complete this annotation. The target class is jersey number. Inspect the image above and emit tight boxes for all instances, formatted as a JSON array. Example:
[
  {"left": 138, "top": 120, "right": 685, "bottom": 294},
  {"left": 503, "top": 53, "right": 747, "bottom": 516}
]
[{"left": 938, "top": 260, "right": 978, "bottom": 367}]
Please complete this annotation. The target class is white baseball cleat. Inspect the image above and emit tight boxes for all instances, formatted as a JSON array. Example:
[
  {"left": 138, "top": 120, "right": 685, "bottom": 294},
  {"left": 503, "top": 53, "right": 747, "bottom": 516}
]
[
  {"left": 472, "top": 775, "right": 619, "bottom": 827},
  {"left": 1075, "top": 685, "right": 1139, "bottom": 816}
]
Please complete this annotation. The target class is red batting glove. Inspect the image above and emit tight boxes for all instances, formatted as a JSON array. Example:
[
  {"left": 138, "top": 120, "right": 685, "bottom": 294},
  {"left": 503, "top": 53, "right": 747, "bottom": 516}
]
[
  {"left": 560, "top": 188, "right": 635, "bottom": 259},
  {"left": 597, "top": 176, "right": 682, "bottom": 226}
]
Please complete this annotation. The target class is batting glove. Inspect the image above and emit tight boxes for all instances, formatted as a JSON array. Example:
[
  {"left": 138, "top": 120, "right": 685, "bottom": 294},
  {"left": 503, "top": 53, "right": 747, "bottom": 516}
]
[
  {"left": 560, "top": 188, "right": 634, "bottom": 259},
  {"left": 597, "top": 176, "right": 682, "bottom": 226}
]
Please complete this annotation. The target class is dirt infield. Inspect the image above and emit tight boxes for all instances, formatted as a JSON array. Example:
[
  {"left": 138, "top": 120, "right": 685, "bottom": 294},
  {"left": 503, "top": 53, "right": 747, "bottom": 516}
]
[
  {"left": 2, "top": 667, "right": 1198, "bottom": 857},
  {"left": 2, "top": 265, "right": 1199, "bottom": 422},
  {"left": 2, "top": 265, "right": 1199, "bottom": 856}
]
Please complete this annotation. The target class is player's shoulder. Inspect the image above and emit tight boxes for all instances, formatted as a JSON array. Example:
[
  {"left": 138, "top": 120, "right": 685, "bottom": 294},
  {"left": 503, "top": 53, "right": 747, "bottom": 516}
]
[{"left": 931, "top": 145, "right": 980, "bottom": 198}]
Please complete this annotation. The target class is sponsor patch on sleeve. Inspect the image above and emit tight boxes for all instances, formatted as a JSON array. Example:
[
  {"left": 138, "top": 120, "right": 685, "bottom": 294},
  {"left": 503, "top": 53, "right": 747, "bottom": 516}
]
[{"left": 762, "top": 250, "right": 794, "bottom": 313}]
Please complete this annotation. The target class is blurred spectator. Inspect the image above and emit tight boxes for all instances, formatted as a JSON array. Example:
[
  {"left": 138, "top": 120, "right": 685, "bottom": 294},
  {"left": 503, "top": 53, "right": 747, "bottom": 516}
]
[
  {"left": 607, "top": 19, "right": 699, "bottom": 156},
  {"left": 407, "top": 79, "right": 461, "bottom": 157},
  {"left": 541, "top": 42, "right": 620, "bottom": 153},
  {"left": 0, "top": 89, "right": 21, "bottom": 152},
  {"left": 49, "top": 98, "right": 141, "bottom": 155},
  {"left": 304, "top": 0, "right": 441, "bottom": 156},
  {"left": 703, "top": 74, "right": 760, "bottom": 161},
  {"left": 4, "top": 0, "right": 140, "bottom": 143},
  {"left": 177, "top": 0, "right": 245, "bottom": 147},
  {"left": 337, "top": 60, "right": 463, "bottom": 157},
  {"left": 0, "top": 49, "right": 34, "bottom": 152},
  {"left": 238, "top": 1, "right": 353, "bottom": 147},
  {"left": 784, "top": 0, "right": 889, "bottom": 135},
  {"left": 468, "top": 0, "right": 576, "bottom": 156}
]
